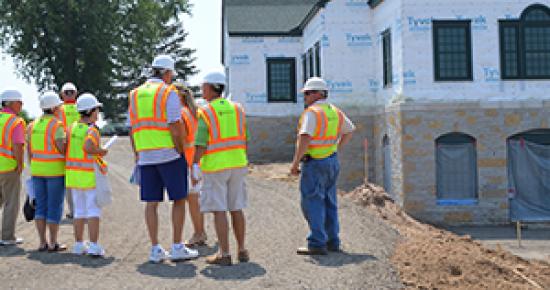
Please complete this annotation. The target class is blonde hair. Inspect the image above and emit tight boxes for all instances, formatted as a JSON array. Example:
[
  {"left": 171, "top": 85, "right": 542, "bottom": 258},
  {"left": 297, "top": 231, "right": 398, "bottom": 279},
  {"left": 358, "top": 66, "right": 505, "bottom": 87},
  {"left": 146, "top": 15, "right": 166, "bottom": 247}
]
[{"left": 173, "top": 82, "right": 197, "bottom": 118}]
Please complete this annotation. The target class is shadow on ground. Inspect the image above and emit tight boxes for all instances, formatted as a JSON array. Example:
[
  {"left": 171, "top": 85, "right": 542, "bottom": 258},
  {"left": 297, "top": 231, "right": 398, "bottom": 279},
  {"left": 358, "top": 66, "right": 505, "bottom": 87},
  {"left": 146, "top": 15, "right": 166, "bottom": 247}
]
[
  {"left": 137, "top": 262, "right": 197, "bottom": 279},
  {"left": 27, "top": 251, "right": 115, "bottom": 268},
  {"left": 309, "top": 251, "right": 377, "bottom": 267},
  {"left": 200, "top": 262, "right": 266, "bottom": 280},
  {"left": 0, "top": 245, "right": 26, "bottom": 257}
]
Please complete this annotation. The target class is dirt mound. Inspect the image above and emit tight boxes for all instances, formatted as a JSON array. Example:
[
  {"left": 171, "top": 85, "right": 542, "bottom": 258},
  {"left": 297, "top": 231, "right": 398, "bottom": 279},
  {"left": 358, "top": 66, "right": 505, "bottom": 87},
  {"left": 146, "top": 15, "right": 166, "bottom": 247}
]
[
  {"left": 248, "top": 163, "right": 299, "bottom": 183},
  {"left": 347, "top": 184, "right": 550, "bottom": 290}
]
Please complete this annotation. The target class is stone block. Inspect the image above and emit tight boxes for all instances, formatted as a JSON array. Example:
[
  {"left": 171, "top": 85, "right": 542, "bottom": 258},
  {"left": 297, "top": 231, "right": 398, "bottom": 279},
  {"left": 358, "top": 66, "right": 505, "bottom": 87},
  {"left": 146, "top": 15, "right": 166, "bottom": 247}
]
[
  {"left": 485, "top": 109, "right": 499, "bottom": 117},
  {"left": 486, "top": 176, "right": 506, "bottom": 185},
  {"left": 504, "top": 113, "right": 522, "bottom": 127},
  {"left": 479, "top": 158, "right": 506, "bottom": 168},
  {"left": 403, "top": 116, "right": 421, "bottom": 126},
  {"left": 444, "top": 211, "right": 473, "bottom": 223},
  {"left": 403, "top": 134, "right": 414, "bottom": 142},
  {"left": 428, "top": 120, "right": 443, "bottom": 129},
  {"left": 482, "top": 189, "right": 506, "bottom": 198},
  {"left": 499, "top": 202, "right": 509, "bottom": 210},
  {"left": 467, "top": 116, "right": 477, "bottom": 125},
  {"left": 423, "top": 133, "right": 433, "bottom": 141},
  {"left": 404, "top": 200, "right": 427, "bottom": 212}
]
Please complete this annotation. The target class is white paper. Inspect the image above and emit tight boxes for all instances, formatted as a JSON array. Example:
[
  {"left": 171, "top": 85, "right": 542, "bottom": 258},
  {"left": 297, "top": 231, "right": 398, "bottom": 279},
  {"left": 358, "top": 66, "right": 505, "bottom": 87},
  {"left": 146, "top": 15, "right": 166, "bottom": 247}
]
[{"left": 103, "top": 135, "right": 118, "bottom": 149}]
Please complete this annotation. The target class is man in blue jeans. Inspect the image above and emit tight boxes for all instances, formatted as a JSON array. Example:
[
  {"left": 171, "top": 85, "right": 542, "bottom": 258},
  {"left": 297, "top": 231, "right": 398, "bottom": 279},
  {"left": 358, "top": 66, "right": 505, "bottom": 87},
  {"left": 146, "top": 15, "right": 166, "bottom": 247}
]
[{"left": 290, "top": 77, "right": 355, "bottom": 255}]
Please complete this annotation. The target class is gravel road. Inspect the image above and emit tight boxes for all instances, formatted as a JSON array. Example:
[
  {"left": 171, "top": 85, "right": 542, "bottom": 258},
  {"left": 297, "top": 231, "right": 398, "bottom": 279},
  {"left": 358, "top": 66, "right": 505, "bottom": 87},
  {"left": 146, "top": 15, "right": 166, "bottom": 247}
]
[{"left": 0, "top": 138, "right": 402, "bottom": 289}]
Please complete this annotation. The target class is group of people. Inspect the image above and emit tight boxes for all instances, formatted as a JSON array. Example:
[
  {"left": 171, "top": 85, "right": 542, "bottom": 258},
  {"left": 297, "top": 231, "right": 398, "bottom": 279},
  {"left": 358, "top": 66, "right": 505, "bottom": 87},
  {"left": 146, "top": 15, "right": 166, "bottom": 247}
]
[
  {"left": 0, "top": 53, "right": 355, "bottom": 266},
  {"left": 0, "top": 83, "right": 107, "bottom": 256}
]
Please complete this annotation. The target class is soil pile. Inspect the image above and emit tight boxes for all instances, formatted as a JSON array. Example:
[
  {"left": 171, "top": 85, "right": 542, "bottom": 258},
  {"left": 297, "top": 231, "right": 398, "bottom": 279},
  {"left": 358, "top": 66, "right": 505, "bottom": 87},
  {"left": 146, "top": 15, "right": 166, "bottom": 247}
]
[{"left": 347, "top": 184, "right": 550, "bottom": 290}]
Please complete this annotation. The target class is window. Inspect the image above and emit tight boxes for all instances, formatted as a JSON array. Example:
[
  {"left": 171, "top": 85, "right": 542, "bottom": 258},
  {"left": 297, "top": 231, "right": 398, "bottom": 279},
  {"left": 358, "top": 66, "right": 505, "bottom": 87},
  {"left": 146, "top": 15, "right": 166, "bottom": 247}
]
[
  {"left": 267, "top": 58, "right": 296, "bottom": 103},
  {"left": 500, "top": 4, "right": 550, "bottom": 79},
  {"left": 315, "top": 41, "right": 321, "bottom": 77},
  {"left": 382, "top": 29, "right": 392, "bottom": 87},
  {"left": 308, "top": 48, "right": 314, "bottom": 78},
  {"left": 433, "top": 20, "right": 473, "bottom": 81},
  {"left": 436, "top": 133, "right": 478, "bottom": 203},
  {"left": 301, "top": 54, "right": 307, "bottom": 84}
]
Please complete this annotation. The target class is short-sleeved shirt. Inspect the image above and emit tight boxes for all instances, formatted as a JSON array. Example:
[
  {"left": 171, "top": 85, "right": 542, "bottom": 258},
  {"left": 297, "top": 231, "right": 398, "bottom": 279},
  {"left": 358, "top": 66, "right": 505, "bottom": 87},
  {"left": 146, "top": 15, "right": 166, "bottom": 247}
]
[
  {"left": 1, "top": 107, "right": 25, "bottom": 144},
  {"left": 299, "top": 100, "right": 355, "bottom": 136},
  {"left": 127, "top": 78, "right": 183, "bottom": 166}
]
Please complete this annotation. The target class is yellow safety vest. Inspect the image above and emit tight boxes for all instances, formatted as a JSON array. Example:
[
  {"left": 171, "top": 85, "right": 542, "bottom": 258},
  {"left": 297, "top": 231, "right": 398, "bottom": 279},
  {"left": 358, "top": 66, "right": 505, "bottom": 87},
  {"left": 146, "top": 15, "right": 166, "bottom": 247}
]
[
  {"left": 65, "top": 123, "right": 106, "bottom": 189},
  {"left": 0, "top": 112, "right": 25, "bottom": 173},
  {"left": 199, "top": 98, "right": 248, "bottom": 173},
  {"left": 29, "top": 115, "right": 65, "bottom": 177},
  {"left": 129, "top": 81, "right": 176, "bottom": 151},
  {"left": 298, "top": 103, "right": 343, "bottom": 159},
  {"left": 57, "top": 103, "right": 80, "bottom": 130}
]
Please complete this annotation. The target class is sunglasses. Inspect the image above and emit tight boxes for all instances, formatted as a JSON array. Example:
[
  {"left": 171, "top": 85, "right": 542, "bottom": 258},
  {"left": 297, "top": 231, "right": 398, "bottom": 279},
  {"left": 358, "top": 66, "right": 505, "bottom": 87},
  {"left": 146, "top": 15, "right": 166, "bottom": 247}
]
[
  {"left": 304, "top": 91, "right": 318, "bottom": 96},
  {"left": 63, "top": 90, "right": 76, "bottom": 95}
]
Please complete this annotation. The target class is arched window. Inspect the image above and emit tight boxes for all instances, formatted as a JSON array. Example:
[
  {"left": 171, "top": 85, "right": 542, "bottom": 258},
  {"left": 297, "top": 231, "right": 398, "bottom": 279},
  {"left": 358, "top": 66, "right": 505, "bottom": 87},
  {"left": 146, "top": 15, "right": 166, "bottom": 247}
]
[
  {"left": 500, "top": 4, "right": 550, "bottom": 79},
  {"left": 436, "top": 133, "right": 478, "bottom": 202}
]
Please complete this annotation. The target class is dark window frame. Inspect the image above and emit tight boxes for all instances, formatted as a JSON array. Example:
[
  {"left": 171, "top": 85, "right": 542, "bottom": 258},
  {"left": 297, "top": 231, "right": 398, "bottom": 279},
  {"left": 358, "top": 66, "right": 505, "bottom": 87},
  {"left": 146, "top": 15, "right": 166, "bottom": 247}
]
[
  {"left": 499, "top": 4, "right": 550, "bottom": 80},
  {"left": 308, "top": 48, "right": 314, "bottom": 78},
  {"left": 266, "top": 57, "right": 297, "bottom": 103},
  {"left": 432, "top": 20, "right": 473, "bottom": 82},
  {"left": 301, "top": 53, "right": 307, "bottom": 84},
  {"left": 315, "top": 41, "right": 321, "bottom": 77},
  {"left": 382, "top": 29, "right": 392, "bottom": 87}
]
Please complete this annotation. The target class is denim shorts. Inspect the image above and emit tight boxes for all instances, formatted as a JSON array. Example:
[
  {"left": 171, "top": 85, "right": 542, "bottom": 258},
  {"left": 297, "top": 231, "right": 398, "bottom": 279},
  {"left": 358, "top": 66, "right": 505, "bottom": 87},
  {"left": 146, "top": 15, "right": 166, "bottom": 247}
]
[{"left": 33, "top": 176, "right": 65, "bottom": 224}]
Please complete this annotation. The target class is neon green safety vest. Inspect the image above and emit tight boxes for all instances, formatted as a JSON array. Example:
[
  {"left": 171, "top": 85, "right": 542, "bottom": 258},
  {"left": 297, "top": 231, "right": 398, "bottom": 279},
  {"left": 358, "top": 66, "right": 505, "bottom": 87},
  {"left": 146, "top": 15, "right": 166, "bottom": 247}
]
[
  {"left": 0, "top": 112, "right": 24, "bottom": 173},
  {"left": 30, "top": 115, "right": 65, "bottom": 177},
  {"left": 129, "top": 82, "right": 176, "bottom": 151},
  {"left": 299, "top": 103, "right": 343, "bottom": 159},
  {"left": 66, "top": 123, "right": 98, "bottom": 189},
  {"left": 59, "top": 103, "right": 80, "bottom": 130},
  {"left": 199, "top": 98, "right": 248, "bottom": 173}
]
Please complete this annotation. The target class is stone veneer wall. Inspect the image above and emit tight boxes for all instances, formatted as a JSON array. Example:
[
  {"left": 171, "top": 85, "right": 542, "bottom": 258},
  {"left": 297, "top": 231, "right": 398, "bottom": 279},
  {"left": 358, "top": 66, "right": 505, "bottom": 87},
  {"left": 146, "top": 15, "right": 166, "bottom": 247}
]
[
  {"left": 246, "top": 114, "right": 375, "bottom": 191},
  {"left": 385, "top": 101, "right": 550, "bottom": 225}
]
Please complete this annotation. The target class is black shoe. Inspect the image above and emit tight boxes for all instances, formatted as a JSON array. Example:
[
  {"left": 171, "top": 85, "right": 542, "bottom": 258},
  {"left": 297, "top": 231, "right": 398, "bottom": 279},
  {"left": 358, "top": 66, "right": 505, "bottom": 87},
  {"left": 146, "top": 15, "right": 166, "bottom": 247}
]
[
  {"left": 65, "top": 214, "right": 73, "bottom": 220},
  {"left": 296, "top": 246, "right": 328, "bottom": 255},
  {"left": 327, "top": 245, "right": 342, "bottom": 252}
]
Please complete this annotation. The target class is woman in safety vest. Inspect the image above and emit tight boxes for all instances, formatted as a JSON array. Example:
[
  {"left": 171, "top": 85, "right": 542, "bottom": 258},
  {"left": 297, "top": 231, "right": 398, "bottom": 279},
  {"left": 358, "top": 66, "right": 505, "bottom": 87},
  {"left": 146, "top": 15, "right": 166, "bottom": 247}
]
[
  {"left": 65, "top": 93, "right": 109, "bottom": 257},
  {"left": 173, "top": 83, "right": 207, "bottom": 247},
  {"left": 27, "top": 92, "right": 67, "bottom": 252}
]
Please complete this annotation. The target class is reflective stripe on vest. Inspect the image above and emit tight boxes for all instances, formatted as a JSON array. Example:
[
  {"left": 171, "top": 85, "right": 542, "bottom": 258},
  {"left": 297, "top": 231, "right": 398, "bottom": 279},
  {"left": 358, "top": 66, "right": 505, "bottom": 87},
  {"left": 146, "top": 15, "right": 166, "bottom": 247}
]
[
  {"left": 30, "top": 116, "right": 65, "bottom": 177},
  {"left": 129, "top": 82, "right": 176, "bottom": 151},
  {"left": 199, "top": 98, "right": 248, "bottom": 173},
  {"left": 65, "top": 123, "right": 101, "bottom": 189},
  {"left": 299, "top": 104, "right": 343, "bottom": 159},
  {"left": 0, "top": 113, "right": 24, "bottom": 173}
]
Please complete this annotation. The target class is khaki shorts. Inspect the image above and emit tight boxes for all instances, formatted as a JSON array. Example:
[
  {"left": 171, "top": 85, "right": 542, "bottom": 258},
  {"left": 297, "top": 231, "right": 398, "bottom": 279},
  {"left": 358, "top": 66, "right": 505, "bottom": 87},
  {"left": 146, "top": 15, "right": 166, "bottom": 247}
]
[{"left": 200, "top": 167, "right": 248, "bottom": 212}]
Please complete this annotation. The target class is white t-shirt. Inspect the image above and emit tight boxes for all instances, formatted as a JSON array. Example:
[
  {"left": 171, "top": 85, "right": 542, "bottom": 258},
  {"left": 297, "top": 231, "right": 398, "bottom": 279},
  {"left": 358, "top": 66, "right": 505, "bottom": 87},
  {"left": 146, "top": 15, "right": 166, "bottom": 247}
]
[{"left": 299, "top": 100, "right": 356, "bottom": 136}]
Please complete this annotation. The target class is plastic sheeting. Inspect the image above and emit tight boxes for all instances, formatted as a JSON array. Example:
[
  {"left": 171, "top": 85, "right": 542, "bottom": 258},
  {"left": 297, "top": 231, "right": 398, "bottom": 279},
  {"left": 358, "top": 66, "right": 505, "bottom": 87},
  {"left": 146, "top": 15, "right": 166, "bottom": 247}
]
[
  {"left": 436, "top": 143, "right": 478, "bottom": 200},
  {"left": 508, "top": 139, "right": 550, "bottom": 222}
]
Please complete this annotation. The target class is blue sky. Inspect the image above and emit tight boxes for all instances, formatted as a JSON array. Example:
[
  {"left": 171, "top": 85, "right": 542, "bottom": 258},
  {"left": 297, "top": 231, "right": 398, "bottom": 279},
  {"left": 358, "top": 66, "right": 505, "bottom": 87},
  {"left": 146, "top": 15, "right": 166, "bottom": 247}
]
[{"left": 0, "top": 0, "right": 222, "bottom": 118}]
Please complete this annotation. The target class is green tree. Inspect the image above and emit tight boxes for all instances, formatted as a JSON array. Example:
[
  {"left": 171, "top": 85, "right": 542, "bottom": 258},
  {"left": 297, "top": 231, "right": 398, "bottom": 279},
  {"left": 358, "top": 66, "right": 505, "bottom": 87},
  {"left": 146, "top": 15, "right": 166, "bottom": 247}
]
[{"left": 0, "top": 0, "right": 197, "bottom": 121}]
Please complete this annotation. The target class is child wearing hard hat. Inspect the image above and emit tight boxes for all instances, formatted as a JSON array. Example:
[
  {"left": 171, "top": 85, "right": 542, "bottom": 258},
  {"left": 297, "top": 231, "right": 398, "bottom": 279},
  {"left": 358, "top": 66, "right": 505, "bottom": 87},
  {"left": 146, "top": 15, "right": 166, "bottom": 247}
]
[
  {"left": 65, "top": 93, "right": 109, "bottom": 257},
  {"left": 26, "top": 92, "right": 67, "bottom": 252}
]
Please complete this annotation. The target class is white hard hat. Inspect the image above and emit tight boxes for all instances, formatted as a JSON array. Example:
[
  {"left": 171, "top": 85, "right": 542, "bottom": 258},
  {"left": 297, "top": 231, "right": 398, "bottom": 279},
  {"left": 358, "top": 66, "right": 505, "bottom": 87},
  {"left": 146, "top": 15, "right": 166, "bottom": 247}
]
[
  {"left": 152, "top": 55, "right": 177, "bottom": 75},
  {"left": 61, "top": 82, "right": 77, "bottom": 92},
  {"left": 77, "top": 93, "right": 103, "bottom": 112},
  {"left": 195, "top": 98, "right": 208, "bottom": 108},
  {"left": 202, "top": 71, "right": 226, "bottom": 86},
  {"left": 302, "top": 77, "right": 328, "bottom": 92},
  {"left": 39, "top": 91, "right": 63, "bottom": 110},
  {"left": 0, "top": 89, "right": 23, "bottom": 102}
]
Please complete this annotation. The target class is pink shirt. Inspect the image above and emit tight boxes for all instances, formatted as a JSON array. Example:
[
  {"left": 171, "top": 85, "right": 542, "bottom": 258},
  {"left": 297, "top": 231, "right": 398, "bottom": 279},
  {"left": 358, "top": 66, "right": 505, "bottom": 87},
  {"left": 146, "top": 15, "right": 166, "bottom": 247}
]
[{"left": 1, "top": 108, "right": 25, "bottom": 144}]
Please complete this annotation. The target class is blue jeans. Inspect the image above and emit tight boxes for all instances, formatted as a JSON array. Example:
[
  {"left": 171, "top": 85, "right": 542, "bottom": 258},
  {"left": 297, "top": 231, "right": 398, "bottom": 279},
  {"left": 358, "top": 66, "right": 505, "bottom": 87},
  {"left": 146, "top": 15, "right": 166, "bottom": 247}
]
[
  {"left": 33, "top": 177, "right": 65, "bottom": 224},
  {"left": 300, "top": 153, "right": 340, "bottom": 249}
]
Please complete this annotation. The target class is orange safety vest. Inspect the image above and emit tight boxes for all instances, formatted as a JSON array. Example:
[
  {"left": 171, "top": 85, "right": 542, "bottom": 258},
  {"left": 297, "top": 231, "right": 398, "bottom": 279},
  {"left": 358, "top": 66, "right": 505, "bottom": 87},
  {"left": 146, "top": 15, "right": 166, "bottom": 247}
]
[
  {"left": 299, "top": 103, "right": 344, "bottom": 159},
  {"left": 181, "top": 106, "right": 197, "bottom": 167},
  {"left": 0, "top": 112, "right": 25, "bottom": 173},
  {"left": 128, "top": 82, "right": 176, "bottom": 151}
]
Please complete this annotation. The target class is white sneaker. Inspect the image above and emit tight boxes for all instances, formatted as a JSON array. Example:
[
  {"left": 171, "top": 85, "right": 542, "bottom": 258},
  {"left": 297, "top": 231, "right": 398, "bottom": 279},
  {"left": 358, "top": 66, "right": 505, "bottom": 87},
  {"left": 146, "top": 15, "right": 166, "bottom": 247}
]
[
  {"left": 0, "top": 237, "right": 24, "bottom": 246},
  {"left": 87, "top": 243, "right": 105, "bottom": 257},
  {"left": 149, "top": 245, "right": 169, "bottom": 263},
  {"left": 170, "top": 243, "right": 199, "bottom": 261},
  {"left": 72, "top": 242, "right": 88, "bottom": 255}
]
